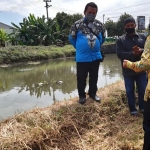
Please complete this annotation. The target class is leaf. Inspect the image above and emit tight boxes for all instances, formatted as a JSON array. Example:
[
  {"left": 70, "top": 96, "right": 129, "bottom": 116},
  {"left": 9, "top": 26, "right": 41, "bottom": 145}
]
[{"left": 11, "top": 22, "right": 20, "bottom": 29}]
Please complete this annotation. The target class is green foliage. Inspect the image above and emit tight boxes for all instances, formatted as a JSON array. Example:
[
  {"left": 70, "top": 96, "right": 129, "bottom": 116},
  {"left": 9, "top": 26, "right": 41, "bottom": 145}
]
[
  {"left": 104, "top": 41, "right": 115, "bottom": 45},
  {"left": 105, "top": 19, "right": 117, "bottom": 37},
  {"left": 105, "top": 37, "right": 116, "bottom": 42},
  {"left": 10, "top": 12, "right": 83, "bottom": 46},
  {"left": 0, "top": 45, "right": 75, "bottom": 64},
  {"left": 63, "top": 49, "right": 76, "bottom": 57},
  {"left": 11, "top": 14, "right": 61, "bottom": 46},
  {"left": 9, "top": 12, "right": 134, "bottom": 45},
  {"left": 104, "top": 13, "right": 133, "bottom": 36},
  {"left": 0, "top": 28, "right": 10, "bottom": 47},
  {"left": 55, "top": 12, "right": 83, "bottom": 44},
  {"left": 116, "top": 13, "right": 132, "bottom": 36}
]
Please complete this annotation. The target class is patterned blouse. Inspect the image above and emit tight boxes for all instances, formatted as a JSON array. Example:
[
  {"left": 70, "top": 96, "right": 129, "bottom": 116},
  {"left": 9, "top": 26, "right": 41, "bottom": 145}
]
[{"left": 126, "top": 35, "right": 150, "bottom": 101}]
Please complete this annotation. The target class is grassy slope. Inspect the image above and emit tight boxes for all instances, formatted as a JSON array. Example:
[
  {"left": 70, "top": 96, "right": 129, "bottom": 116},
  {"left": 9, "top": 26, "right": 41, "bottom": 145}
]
[
  {"left": 0, "top": 43, "right": 115, "bottom": 64},
  {"left": 0, "top": 80, "right": 144, "bottom": 150},
  {"left": 0, "top": 45, "right": 75, "bottom": 64}
]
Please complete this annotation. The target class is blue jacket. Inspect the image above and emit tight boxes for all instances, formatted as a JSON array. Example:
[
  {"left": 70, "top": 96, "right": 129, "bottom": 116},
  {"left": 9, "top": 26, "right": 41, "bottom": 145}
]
[{"left": 69, "top": 18, "right": 105, "bottom": 62}]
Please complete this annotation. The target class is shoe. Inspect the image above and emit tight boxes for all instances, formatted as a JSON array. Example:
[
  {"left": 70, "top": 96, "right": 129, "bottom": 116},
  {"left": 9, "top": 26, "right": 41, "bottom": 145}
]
[
  {"left": 130, "top": 111, "right": 138, "bottom": 116},
  {"left": 79, "top": 97, "right": 86, "bottom": 104},
  {"left": 89, "top": 95, "right": 101, "bottom": 102}
]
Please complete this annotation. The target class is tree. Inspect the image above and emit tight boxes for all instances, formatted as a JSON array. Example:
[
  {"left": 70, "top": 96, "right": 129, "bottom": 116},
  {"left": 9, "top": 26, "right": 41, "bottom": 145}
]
[
  {"left": 11, "top": 14, "right": 42, "bottom": 45},
  {"left": 55, "top": 12, "right": 83, "bottom": 44},
  {"left": 55, "top": 12, "right": 72, "bottom": 33},
  {"left": 116, "top": 13, "right": 132, "bottom": 36},
  {"left": 105, "top": 19, "right": 117, "bottom": 37},
  {"left": 72, "top": 13, "right": 83, "bottom": 23},
  {"left": 37, "top": 18, "right": 64, "bottom": 46},
  {"left": 11, "top": 14, "right": 61, "bottom": 46}
]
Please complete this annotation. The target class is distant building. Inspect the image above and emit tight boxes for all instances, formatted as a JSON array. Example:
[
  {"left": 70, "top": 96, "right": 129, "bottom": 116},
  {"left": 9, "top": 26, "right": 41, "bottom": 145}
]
[
  {"left": 0, "top": 22, "right": 15, "bottom": 46},
  {"left": 0, "top": 22, "right": 14, "bottom": 34},
  {"left": 0, "top": 22, "right": 12, "bottom": 29}
]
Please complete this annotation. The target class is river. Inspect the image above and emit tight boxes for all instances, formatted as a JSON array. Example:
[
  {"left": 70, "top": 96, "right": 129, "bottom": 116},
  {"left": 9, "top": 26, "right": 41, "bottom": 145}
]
[{"left": 0, "top": 54, "right": 123, "bottom": 120}]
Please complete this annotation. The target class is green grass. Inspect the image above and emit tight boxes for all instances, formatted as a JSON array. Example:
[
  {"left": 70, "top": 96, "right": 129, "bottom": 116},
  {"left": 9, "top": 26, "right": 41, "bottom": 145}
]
[
  {"left": 0, "top": 43, "right": 115, "bottom": 64},
  {"left": 0, "top": 45, "right": 75, "bottom": 64}
]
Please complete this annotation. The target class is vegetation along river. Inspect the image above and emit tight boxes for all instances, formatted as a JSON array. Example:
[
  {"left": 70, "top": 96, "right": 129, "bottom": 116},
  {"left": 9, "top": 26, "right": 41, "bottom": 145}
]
[{"left": 0, "top": 54, "right": 122, "bottom": 120}]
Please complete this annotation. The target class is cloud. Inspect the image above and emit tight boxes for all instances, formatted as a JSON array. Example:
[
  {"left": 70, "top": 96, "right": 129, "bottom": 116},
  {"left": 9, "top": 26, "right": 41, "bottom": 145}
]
[{"left": 0, "top": 0, "right": 150, "bottom": 26}]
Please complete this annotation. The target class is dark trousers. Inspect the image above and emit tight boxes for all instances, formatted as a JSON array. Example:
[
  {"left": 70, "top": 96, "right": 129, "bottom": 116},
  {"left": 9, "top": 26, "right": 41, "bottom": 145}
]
[
  {"left": 123, "top": 73, "right": 147, "bottom": 112},
  {"left": 143, "top": 100, "right": 150, "bottom": 150},
  {"left": 76, "top": 60, "right": 100, "bottom": 98}
]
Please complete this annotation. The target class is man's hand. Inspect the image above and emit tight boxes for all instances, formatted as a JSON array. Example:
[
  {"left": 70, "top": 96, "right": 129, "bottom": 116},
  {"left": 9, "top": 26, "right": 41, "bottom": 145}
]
[
  {"left": 123, "top": 60, "right": 128, "bottom": 68},
  {"left": 132, "top": 45, "right": 143, "bottom": 56}
]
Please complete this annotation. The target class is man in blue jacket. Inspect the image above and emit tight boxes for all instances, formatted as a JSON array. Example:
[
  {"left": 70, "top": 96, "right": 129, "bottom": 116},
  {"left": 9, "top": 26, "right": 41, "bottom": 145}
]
[{"left": 69, "top": 2, "right": 105, "bottom": 104}]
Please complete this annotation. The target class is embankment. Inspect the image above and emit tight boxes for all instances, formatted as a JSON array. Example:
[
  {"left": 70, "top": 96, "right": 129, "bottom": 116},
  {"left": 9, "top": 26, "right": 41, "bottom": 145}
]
[{"left": 0, "top": 80, "right": 144, "bottom": 150}]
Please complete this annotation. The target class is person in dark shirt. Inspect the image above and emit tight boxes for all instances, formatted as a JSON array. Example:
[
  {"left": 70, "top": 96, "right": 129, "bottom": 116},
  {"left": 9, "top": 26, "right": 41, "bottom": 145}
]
[{"left": 116, "top": 17, "right": 147, "bottom": 115}]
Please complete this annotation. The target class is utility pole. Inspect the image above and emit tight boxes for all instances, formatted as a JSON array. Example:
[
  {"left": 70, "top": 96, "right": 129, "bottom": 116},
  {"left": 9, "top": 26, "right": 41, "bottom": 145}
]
[
  {"left": 43, "top": 0, "right": 52, "bottom": 20},
  {"left": 103, "top": 14, "right": 105, "bottom": 24}
]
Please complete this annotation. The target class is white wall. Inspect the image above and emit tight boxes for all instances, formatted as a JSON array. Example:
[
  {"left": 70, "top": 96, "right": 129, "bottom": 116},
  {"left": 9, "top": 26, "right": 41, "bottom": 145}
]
[
  {"left": 4, "top": 29, "right": 14, "bottom": 47},
  {"left": 4, "top": 28, "right": 13, "bottom": 34}
]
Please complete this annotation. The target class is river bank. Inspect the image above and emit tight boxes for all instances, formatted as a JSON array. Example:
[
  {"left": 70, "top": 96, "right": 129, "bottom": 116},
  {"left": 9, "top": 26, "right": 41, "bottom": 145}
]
[
  {"left": 0, "top": 43, "right": 116, "bottom": 65},
  {"left": 0, "top": 80, "right": 144, "bottom": 150}
]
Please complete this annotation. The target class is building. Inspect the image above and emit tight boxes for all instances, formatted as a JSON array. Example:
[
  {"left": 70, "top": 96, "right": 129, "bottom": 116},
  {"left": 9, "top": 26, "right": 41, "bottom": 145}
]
[
  {"left": 0, "top": 22, "right": 15, "bottom": 46},
  {"left": 0, "top": 22, "right": 14, "bottom": 34}
]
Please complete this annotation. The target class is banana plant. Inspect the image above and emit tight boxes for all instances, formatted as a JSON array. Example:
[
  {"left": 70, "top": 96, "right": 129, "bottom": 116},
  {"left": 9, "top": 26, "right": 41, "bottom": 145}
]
[
  {"left": 11, "top": 14, "right": 40, "bottom": 45},
  {"left": 37, "top": 18, "right": 63, "bottom": 46},
  {"left": 0, "top": 28, "right": 10, "bottom": 47},
  {"left": 10, "top": 14, "right": 67, "bottom": 46}
]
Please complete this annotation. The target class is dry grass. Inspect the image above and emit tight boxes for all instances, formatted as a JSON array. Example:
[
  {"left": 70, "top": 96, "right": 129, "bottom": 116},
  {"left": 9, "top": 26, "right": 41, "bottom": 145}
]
[{"left": 0, "top": 80, "right": 144, "bottom": 150}]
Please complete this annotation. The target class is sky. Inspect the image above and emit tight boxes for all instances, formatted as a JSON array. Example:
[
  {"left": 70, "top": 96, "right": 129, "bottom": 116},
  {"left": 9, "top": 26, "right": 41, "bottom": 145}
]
[{"left": 0, "top": 0, "right": 150, "bottom": 28}]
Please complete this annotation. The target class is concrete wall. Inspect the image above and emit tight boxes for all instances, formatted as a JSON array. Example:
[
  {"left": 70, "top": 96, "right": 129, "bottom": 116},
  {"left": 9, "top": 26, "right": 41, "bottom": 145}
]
[
  {"left": 0, "top": 22, "right": 12, "bottom": 29},
  {"left": 101, "top": 43, "right": 116, "bottom": 54},
  {"left": 0, "top": 22, "right": 14, "bottom": 47},
  {"left": 4, "top": 28, "right": 13, "bottom": 34}
]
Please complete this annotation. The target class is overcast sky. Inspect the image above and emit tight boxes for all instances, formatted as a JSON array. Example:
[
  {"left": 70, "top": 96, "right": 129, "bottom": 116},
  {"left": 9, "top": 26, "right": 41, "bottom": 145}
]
[{"left": 0, "top": 0, "right": 150, "bottom": 27}]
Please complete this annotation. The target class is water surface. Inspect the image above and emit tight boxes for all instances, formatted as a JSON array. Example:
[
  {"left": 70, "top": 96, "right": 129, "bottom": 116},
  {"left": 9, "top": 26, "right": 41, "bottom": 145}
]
[{"left": 0, "top": 54, "right": 123, "bottom": 120}]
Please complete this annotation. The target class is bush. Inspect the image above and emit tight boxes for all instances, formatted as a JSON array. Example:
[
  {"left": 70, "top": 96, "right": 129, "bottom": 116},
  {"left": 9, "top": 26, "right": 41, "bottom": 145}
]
[{"left": 105, "top": 37, "right": 116, "bottom": 43}]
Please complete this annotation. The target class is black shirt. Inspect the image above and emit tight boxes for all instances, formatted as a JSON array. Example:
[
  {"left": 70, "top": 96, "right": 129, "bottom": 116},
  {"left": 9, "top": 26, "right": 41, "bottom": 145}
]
[{"left": 116, "top": 32, "right": 147, "bottom": 76}]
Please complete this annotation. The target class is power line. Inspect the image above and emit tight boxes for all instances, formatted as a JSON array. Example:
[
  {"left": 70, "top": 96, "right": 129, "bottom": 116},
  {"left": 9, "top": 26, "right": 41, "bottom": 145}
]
[
  {"left": 105, "top": 8, "right": 150, "bottom": 16},
  {"left": 105, "top": 13, "right": 150, "bottom": 20},
  {"left": 33, "top": 3, "right": 150, "bottom": 20},
  {"left": 51, "top": 6, "right": 82, "bottom": 13},
  {"left": 1, "top": 0, "right": 149, "bottom": 16},
  {"left": 1, "top": 0, "right": 150, "bottom": 24},
  {"left": 50, "top": 3, "right": 150, "bottom": 17},
  {"left": 97, "top": 1, "right": 150, "bottom": 14},
  {"left": 1, "top": 0, "right": 150, "bottom": 16}
]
